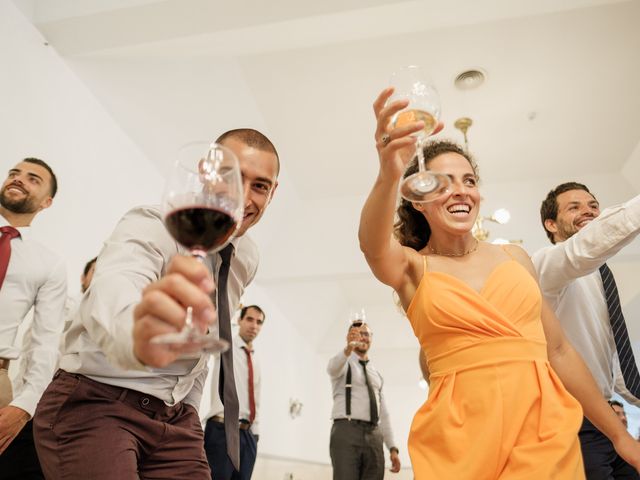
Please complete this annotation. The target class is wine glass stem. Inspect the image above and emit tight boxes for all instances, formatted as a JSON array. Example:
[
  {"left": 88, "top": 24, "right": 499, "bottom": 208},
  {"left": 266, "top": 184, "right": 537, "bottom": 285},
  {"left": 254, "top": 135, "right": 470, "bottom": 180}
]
[
  {"left": 416, "top": 137, "right": 426, "bottom": 172},
  {"left": 187, "top": 251, "right": 207, "bottom": 330}
]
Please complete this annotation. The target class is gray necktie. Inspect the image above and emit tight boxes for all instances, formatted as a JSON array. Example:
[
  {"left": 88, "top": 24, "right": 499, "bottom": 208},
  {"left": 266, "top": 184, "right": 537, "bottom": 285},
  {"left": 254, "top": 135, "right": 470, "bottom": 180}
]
[
  {"left": 600, "top": 263, "right": 640, "bottom": 398},
  {"left": 216, "top": 244, "right": 240, "bottom": 470}
]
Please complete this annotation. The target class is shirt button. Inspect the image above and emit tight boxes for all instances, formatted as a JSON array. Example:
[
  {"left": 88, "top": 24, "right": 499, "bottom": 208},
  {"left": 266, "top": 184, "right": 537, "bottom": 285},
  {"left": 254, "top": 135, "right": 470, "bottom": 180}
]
[{"left": 141, "top": 397, "right": 150, "bottom": 407}]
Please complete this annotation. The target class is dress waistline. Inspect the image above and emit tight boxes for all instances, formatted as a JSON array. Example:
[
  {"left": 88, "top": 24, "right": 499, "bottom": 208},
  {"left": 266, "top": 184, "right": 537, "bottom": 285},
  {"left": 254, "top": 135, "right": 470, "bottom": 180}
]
[{"left": 427, "top": 337, "right": 548, "bottom": 378}]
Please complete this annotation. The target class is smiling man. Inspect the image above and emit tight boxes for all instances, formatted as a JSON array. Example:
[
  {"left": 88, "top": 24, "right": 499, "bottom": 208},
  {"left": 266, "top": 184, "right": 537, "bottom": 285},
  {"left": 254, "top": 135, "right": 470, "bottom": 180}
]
[
  {"left": 533, "top": 182, "right": 640, "bottom": 480},
  {"left": 204, "top": 304, "right": 265, "bottom": 480},
  {"left": 0, "top": 158, "right": 67, "bottom": 480},
  {"left": 327, "top": 320, "right": 401, "bottom": 480},
  {"left": 33, "top": 130, "right": 279, "bottom": 480}
]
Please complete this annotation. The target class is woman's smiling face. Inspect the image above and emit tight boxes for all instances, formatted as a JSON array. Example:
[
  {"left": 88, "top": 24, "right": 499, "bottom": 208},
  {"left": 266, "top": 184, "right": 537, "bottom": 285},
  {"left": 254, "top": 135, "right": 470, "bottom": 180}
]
[{"left": 416, "top": 152, "right": 480, "bottom": 236}]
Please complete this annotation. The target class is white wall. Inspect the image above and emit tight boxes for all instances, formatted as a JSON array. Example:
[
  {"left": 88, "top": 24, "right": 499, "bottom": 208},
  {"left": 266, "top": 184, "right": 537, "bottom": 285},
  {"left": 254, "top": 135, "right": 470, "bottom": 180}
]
[{"left": 0, "top": 1, "right": 163, "bottom": 293}]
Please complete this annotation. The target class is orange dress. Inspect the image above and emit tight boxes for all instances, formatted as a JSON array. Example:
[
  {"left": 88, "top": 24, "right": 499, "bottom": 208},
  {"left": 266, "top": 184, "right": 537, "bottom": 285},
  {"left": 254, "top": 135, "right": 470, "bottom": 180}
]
[{"left": 406, "top": 257, "right": 585, "bottom": 480}]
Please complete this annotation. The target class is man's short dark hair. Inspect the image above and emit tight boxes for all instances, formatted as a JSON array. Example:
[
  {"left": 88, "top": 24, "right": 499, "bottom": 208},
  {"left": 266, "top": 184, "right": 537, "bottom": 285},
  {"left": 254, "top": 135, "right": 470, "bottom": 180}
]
[
  {"left": 240, "top": 304, "right": 265, "bottom": 322},
  {"left": 216, "top": 128, "right": 280, "bottom": 176},
  {"left": 23, "top": 157, "right": 57, "bottom": 198},
  {"left": 540, "top": 182, "right": 594, "bottom": 244},
  {"left": 83, "top": 257, "right": 97, "bottom": 276}
]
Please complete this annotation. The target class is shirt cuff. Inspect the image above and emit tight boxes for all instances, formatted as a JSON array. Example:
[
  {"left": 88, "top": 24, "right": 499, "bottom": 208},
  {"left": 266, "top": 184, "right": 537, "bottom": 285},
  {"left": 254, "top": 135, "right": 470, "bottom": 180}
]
[{"left": 9, "top": 396, "right": 36, "bottom": 418}]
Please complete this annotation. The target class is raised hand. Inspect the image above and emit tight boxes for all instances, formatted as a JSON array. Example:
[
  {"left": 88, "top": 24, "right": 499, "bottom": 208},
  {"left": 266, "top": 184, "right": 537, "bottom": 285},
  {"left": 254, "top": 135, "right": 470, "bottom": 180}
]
[{"left": 133, "top": 255, "right": 216, "bottom": 367}]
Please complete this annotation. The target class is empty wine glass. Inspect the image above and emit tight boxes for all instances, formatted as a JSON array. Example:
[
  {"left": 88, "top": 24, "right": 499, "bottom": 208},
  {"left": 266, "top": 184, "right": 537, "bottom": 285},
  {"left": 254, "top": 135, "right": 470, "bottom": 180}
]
[
  {"left": 151, "top": 141, "right": 244, "bottom": 353},
  {"left": 389, "top": 65, "right": 451, "bottom": 202}
]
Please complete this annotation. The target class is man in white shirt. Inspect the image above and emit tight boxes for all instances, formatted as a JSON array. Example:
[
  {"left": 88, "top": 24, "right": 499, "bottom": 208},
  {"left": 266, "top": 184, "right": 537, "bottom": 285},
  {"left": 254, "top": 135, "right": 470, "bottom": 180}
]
[
  {"left": 327, "top": 321, "right": 401, "bottom": 480},
  {"left": 204, "top": 304, "right": 265, "bottom": 479},
  {"left": 532, "top": 181, "right": 640, "bottom": 480},
  {"left": 33, "top": 129, "right": 279, "bottom": 480},
  {"left": 0, "top": 158, "right": 67, "bottom": 480}
]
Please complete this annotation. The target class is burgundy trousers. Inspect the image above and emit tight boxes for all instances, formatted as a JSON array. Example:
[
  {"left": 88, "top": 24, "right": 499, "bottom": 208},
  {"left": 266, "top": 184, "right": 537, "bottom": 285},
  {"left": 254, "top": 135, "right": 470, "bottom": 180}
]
[{"left": 33, "top": 370, "right": 211, "bottom": 480}]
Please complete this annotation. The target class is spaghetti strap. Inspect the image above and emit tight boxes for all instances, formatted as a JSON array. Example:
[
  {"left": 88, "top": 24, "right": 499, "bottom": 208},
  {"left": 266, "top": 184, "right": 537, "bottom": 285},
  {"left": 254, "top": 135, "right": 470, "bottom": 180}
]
[
  {"left": 501, "top": 245, "right": 515, "bottom": 260},
  {"left": 422, "top": 255, "right": 428, "bottom": 275}
]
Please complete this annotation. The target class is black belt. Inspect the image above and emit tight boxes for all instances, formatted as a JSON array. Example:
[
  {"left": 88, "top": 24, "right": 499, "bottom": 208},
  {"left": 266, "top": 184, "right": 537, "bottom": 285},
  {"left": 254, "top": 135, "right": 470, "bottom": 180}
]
[
  {"left": 334, "top": 418, "right": 376, "bottom": 428},
  {"left": 210, "top": 414, "right": 252, "bottom": 431}
]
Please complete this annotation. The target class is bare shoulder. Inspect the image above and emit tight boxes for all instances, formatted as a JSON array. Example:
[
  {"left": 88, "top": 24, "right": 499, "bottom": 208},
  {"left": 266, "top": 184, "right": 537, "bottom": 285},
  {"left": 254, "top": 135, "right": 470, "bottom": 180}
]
[{"left": 503, "top": 243, "right": 538, "bottom": 278}]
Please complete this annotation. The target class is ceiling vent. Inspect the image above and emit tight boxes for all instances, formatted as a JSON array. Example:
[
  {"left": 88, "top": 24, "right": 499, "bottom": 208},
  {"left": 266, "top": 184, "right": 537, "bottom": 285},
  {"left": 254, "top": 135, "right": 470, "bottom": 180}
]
[{"left": 454, "top": 69, "right": 486, "bottom": 90}]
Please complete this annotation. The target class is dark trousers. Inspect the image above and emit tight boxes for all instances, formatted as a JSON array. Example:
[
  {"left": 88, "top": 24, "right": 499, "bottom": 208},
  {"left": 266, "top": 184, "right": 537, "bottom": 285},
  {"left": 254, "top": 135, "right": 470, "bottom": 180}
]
[
  {"left": 33, "top": 370, "right": 211, "bottom": 480},
  {"left": 580, "top": 417, "right": 640, "bottom": 480},
  {"left": 203, "top": 419, "right": 257, "bottom": 480},
  {"left": 329, "top": 420, "right": 384, "bottom": 480},
  {"left": 0, "top": 420, "right": 44, "bottom": 480}
]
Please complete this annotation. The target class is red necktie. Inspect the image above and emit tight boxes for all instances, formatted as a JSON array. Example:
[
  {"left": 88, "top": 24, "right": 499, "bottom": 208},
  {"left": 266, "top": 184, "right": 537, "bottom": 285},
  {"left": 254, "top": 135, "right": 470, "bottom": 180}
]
[
  {"left": 242, "top": 346, "right": 256, "bottom": 423},
  {"left": 0, "top": 226, "right": 20, "bottom": 290}
]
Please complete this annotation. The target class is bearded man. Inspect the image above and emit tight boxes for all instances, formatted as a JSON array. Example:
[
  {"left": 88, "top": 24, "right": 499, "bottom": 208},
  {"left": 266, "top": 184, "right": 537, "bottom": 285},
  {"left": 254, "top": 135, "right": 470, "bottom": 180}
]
[{"left": 0, "top": 158, "right": 67, "bottom": 479}]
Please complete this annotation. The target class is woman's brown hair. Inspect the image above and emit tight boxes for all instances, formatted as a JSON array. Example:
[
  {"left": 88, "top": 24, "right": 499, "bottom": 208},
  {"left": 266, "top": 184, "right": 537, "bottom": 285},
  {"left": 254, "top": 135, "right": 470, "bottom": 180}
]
[{"left": 394, "top": 140, "right": 478, "bottom": 251}]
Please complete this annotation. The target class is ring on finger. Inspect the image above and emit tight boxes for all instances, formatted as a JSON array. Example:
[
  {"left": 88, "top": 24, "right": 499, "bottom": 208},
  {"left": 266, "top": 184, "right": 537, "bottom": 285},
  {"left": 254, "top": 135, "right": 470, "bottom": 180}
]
[{"left": 381, "top": 133, "right": 391, "bottom": 147}]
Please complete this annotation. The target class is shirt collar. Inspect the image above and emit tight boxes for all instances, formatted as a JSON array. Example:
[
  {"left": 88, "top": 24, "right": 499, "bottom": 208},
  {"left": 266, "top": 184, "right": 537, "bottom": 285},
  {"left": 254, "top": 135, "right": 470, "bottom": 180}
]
[
  {"left": 234, "top": 333, "right": 253, "bottom": 353},
  {"left": 0, "top": 212, "right": 29, "bottom": 239}
]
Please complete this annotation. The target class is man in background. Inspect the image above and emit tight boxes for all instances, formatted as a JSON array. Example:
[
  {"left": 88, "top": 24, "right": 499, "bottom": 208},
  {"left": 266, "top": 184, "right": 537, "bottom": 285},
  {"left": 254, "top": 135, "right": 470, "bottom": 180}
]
[
  {"left": 204, "top": 304, "right": 265, "bottom": 479},
  {"left": 327, "top": 320, "right": 401, "bottom": 479},
  {"left": 609, "top": 400, "right": 628, "bottom": 429},
  {"left": 0, "top": 158, "right": 66, "bottom": 479},
  {"left": 533, "top": 182, "right": 640, "bottom": 480}
]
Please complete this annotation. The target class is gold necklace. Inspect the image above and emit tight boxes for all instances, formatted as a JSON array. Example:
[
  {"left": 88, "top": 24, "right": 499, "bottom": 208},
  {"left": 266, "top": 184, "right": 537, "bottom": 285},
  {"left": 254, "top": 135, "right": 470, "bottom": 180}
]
[{"left": 427, "top": 239, "right": 479, "bottom": 257}]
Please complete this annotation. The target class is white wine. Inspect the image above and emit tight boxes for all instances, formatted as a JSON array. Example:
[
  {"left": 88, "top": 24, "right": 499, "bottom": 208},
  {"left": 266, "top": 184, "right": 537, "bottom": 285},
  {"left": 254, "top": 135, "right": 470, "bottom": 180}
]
[{"left": 393, "top": 109, "right": 437, "bottom": 136}]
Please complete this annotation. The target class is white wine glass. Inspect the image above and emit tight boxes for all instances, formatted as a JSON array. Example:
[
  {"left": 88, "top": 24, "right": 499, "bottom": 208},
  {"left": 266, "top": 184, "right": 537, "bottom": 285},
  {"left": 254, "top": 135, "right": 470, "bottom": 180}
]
[
  {"left": 389, "top": 65, "right": 451, "bottom": 202},
  {"left": 151, "top": 141, "right": 244, "bottom": 354}
]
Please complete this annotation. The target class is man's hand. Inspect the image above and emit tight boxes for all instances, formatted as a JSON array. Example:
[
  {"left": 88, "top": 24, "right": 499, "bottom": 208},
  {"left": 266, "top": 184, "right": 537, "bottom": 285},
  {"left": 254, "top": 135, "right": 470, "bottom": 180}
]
[
  {"left": 133, "top": 255, "right": 216, "bottom": 368},
  {"left": 389, "top": 447, "right": 401, "bottom": 473},
  {"left": 0, "top": 405, "right": 29, "bottom": 454},
  {"left": 344, "top": 328, "right": 362, "bottom": 356}
]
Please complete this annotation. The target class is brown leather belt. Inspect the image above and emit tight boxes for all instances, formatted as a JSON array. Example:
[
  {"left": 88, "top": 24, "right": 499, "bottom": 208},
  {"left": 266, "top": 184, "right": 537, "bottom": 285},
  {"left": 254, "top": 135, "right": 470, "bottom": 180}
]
[
  {"left": 211, "top": 414, "right": 251, "bottom": 430},
  {"left": 0, "top": 359, "right": 10, "bottom": 370}
]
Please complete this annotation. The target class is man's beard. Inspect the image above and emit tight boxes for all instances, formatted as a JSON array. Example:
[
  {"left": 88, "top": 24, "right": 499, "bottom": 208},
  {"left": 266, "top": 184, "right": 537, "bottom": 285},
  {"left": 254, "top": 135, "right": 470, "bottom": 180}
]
[{"left": 0, "top": 189, "right": 38, "bottom": 214}]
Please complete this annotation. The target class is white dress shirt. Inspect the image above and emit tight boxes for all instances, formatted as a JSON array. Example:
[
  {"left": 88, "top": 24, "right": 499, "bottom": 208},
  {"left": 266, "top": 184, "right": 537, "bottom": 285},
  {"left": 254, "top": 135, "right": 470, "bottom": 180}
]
[
  {"left": 59, "top": 205, "right": 259, "bottom": 409},
  {"left": 532, "top": 194, "right": 640, "bottom": 406},
  {"left": 327, "top": 350, "right": 397, "bottom": 450},
  {"left": 205, "top": 333, "right": 261, "bottom": 435},
  {"left": 0, "top": 214, "right": 67, "bottom": 416}
]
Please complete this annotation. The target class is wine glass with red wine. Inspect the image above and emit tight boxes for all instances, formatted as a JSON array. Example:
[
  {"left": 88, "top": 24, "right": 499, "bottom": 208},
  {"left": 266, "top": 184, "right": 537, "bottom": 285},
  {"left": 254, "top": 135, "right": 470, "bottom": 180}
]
[{"left": 151, "top": 141, "right": 244, "bottom": 353}]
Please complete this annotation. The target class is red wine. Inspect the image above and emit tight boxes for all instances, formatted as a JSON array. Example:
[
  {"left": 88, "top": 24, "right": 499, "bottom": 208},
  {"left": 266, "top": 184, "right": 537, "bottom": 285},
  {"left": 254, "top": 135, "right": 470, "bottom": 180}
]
[{"left": 165, "top": 206, "right": 237, "bottom": 251}]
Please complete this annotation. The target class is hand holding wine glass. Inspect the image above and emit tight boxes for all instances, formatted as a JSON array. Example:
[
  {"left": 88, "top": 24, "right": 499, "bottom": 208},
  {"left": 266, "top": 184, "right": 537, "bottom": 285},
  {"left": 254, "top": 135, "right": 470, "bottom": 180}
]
[
  {"left": 150, "top": 141, "right": 244, "bottom": 354},
  {"left": 347, "top": 308, "right": 367, "bottom": 349},
  {"left": 133, "top": 254, "right": 216, "bottom": 367},
  {"left": 383, "top": 65, "right": 450, "bottom": 202}
]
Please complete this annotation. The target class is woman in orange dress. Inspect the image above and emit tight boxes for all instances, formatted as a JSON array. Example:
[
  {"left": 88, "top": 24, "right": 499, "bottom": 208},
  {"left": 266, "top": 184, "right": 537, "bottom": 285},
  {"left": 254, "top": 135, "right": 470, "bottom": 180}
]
[{"left": 358, "top": 87, "right": 640, "bottom": 479}]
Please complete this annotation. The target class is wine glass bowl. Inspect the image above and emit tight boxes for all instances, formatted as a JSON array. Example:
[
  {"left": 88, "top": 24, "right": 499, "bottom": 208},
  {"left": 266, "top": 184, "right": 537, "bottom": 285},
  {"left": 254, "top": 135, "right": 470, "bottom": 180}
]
[
  {"left": 163, "top": 142, "right": 243, "bottom": 258},
  {"left": 151, "top": 141, "right": 245, "bottom": 353},
  {"left": 348, "top": 308, "right": 367, "bottom": 348},
  {"left": 389, "top": 66, "right": 450, "bottom": 203},
  {"left": 399, "top": 171, "right": 451, "bottom": 203}
]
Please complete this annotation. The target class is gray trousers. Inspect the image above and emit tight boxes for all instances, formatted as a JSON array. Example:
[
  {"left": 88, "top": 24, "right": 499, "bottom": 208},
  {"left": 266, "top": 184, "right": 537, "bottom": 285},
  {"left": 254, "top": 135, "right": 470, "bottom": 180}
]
[{"left": 329, "top": 420, "right": 384, "bottom": 480}]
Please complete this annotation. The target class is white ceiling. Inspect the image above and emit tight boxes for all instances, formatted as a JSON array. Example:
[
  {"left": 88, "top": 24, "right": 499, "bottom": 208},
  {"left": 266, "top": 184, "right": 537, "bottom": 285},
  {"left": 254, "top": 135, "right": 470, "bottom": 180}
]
[{"left": 13, "top": 0, "right": 640, "bottom": 352}]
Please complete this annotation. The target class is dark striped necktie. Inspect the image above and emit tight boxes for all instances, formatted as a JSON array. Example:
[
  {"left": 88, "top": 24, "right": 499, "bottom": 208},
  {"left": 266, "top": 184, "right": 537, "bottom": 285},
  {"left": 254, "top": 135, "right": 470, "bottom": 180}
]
[{"left": 599, "top": 263, "right": 640, "bottom": 398}]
